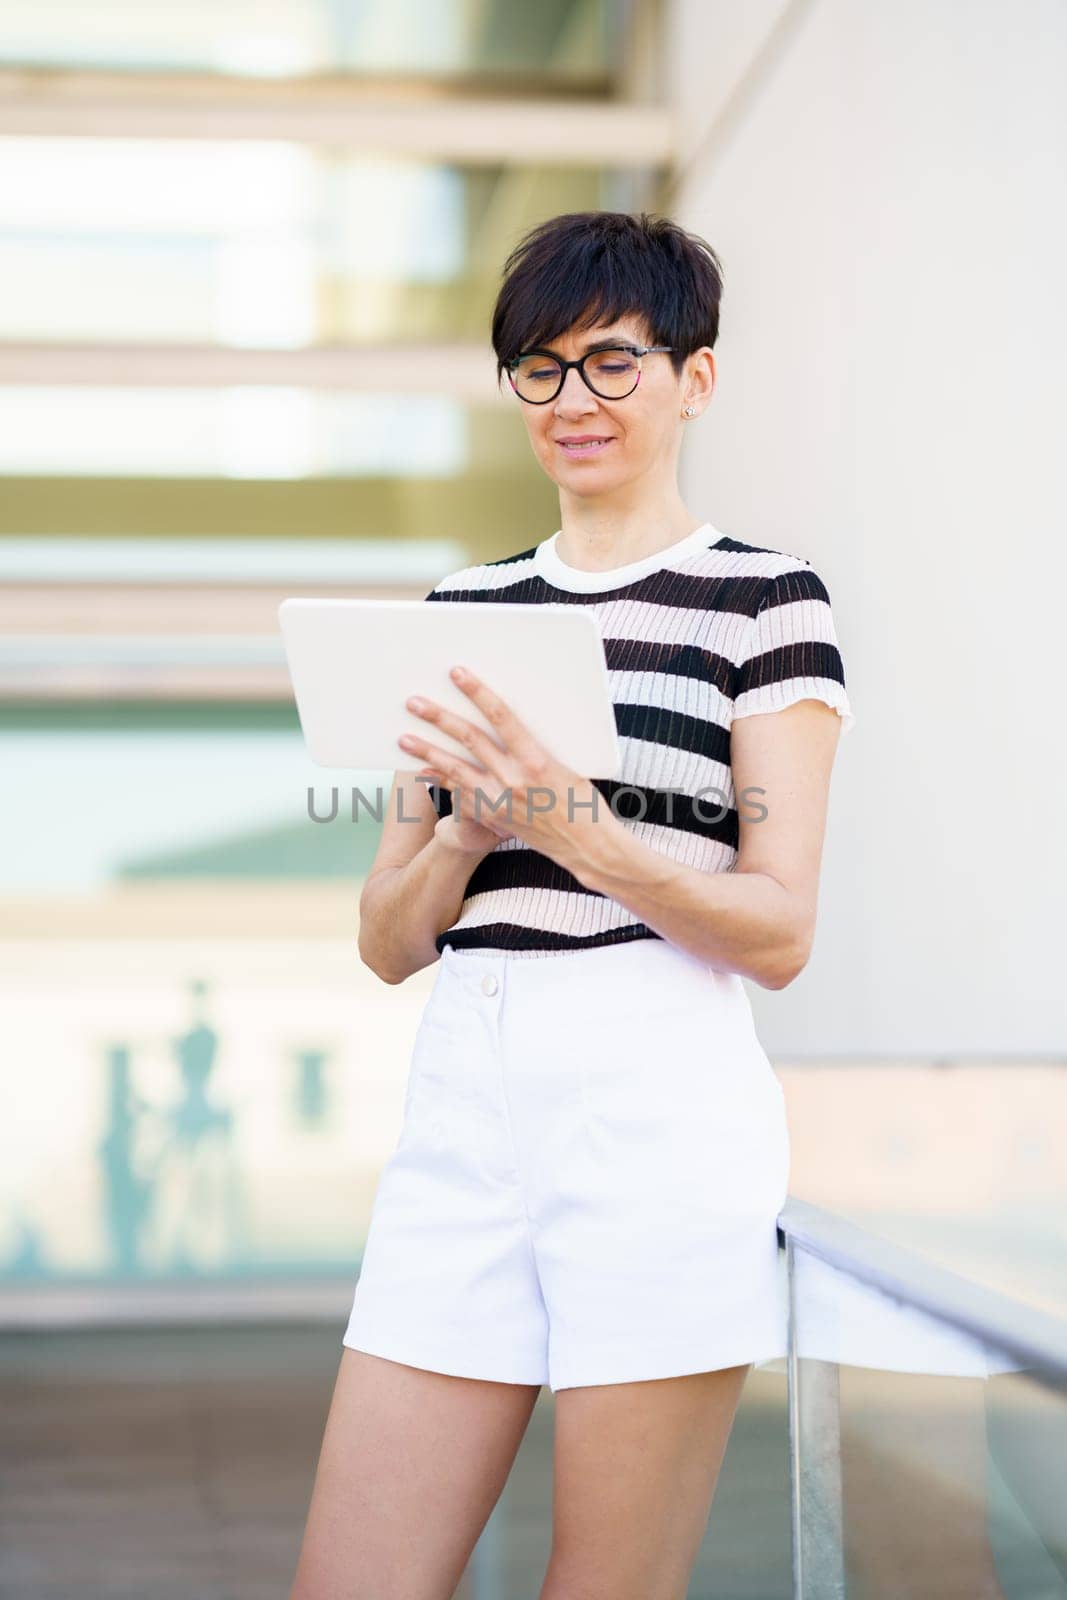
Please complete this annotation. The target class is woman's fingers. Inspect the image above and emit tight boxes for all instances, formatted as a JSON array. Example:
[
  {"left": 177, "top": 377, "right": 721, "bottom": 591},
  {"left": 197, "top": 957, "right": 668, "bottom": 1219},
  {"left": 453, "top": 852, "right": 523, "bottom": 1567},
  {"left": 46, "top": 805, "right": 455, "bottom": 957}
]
[
  {"left": 402, "top": 737, "right": 502, "bottom": 802},
  {"left": 417, "top": 764, "right": 514, "bottom": 836},
  {"left": 401, "top": 671, "right": 582, "bottom": 850},
  {"left": 447, "top": 667, "right": 550, "bottom": 780},
  {"left": 401, "top": 681, "right": 513, "bottom": 785}
]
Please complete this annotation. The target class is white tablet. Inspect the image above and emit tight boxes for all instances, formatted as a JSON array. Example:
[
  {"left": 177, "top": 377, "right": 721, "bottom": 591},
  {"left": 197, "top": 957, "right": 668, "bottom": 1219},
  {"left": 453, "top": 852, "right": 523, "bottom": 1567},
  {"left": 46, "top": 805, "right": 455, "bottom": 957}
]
[{"left": 278, "top": 597, "right": 622, "bottom": 778}]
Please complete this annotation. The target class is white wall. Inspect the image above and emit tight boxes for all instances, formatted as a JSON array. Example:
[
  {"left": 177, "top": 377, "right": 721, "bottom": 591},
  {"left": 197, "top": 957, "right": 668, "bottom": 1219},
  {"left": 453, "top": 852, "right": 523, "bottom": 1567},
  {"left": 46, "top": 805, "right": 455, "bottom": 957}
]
[{"left": 669, "top": 0, "right": 1067, "bottom": 1056}]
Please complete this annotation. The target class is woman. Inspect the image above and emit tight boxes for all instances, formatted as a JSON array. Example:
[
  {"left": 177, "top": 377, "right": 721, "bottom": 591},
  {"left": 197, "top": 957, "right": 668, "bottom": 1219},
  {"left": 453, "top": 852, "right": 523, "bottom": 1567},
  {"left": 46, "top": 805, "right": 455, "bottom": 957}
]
[{"left": 290, "top": 210, "right": 854, "bottom": 1600}]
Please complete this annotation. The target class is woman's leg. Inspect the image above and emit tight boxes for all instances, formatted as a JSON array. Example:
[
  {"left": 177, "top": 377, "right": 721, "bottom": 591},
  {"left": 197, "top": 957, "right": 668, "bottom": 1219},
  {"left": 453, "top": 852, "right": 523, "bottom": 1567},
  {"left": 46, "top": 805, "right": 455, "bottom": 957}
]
[
  {"left": 289, "top": 1346, "right": 541, "bottom": 1600},
  {"left": 540, "top": 1363, "right": 751, "bottom": 1600}
]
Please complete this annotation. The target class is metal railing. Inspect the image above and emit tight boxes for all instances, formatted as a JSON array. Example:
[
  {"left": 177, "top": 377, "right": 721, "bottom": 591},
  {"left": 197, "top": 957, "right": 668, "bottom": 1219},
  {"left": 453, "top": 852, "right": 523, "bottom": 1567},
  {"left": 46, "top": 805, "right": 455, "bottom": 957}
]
[{"left": 778, "top": 1198, "right": 1067, "bottom": 1600}]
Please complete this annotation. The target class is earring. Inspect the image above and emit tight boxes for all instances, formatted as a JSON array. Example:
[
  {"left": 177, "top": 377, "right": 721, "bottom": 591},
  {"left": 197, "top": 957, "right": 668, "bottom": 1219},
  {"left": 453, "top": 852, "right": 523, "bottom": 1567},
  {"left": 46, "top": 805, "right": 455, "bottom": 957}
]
[{"left": 683, "top": 405, "right": 697, "bottom": 417}]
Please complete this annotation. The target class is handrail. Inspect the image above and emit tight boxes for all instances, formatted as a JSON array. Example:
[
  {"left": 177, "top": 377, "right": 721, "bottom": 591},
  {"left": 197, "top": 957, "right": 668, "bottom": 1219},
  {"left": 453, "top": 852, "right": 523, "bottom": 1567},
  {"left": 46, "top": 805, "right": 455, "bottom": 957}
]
[{"left": 777, "top": 1197, "right": 1067, "bottom": 1384}]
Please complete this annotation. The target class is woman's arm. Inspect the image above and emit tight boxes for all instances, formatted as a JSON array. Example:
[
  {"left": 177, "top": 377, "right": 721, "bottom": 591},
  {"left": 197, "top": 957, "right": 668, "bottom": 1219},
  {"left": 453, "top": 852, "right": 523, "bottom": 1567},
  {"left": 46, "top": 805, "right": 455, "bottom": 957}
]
[
  {"left": 569, "top": 699, "right": 844, "bottom": 989},
  {"left": 357, "top": 769, "right": 497, "bottom": 984},
  {"left": 401, "top": 659, "right": 849, "bottom": 991}
]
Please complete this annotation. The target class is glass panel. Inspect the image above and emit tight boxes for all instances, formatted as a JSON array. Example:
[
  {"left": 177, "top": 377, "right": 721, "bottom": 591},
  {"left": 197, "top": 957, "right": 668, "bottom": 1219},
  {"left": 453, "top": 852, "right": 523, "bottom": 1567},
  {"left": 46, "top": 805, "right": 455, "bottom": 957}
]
[
  {"left": 0, "top": 535, "right": 468, "bottom": 583},
  {"left": 461, "top": 1360, "right": 795, "bottom": 1598},
  {"left": 787, "top": 1245, "right": 1067, "bottom": 1600},
  {"left": 0, "top": 0, "right": 614, "bottom": 79},
  {"left": 789, "top": 1246, "right": 1014, "bottom": 1378},
  {"left": 0, "top": 1323, "right": 799, "bottom": 1598},
  {"left": 0, "top": 721, "right": 426, "bottom": 1285},
  {"left": 0, "top": 387, "right": 467, "bottom": 477},
  {"left": 0, "top": 140, "right": 606, "bottom": 346},
  {"left": 836, "top": 1206, "right": 1067, "bottom": 1326}
]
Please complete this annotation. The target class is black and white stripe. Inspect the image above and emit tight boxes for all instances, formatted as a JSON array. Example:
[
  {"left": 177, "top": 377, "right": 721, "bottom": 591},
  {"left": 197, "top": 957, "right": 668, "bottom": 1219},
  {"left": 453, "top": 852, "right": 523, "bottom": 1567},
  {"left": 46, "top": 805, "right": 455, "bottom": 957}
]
[{"left": 422, "top": 524, "right": 853, "bottom": 957}]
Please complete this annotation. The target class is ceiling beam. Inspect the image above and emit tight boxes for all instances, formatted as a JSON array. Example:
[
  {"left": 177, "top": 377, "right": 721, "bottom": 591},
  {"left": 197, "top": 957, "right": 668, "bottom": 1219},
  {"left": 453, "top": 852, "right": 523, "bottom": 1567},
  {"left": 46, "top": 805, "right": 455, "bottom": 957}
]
[
  {"left": 0, "top": 339, "right": 507, "bottom": 399},
  {"left": 0, "top": 67, "right": 674, "bottom": 163}
]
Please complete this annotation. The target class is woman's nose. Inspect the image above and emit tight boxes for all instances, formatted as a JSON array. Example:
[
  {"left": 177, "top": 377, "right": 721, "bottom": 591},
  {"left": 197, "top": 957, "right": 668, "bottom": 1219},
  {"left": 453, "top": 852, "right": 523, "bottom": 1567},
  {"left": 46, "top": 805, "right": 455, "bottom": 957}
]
[{"left": 554, "top": 367, "right": 598, "bottom": 413}]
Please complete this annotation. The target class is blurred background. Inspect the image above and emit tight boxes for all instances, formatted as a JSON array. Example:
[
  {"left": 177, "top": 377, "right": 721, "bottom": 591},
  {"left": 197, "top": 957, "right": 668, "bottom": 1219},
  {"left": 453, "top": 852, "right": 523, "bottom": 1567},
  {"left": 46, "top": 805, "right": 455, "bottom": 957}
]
[{"left": 2, "top": 1, "right": 1066, "bottom": 1597}]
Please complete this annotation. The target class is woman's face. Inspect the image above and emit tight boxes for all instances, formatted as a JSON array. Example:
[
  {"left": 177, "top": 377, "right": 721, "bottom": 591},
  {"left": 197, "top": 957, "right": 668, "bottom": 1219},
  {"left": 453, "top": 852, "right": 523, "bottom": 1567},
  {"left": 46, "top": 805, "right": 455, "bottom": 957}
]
[{"left": 508, "top": 313, "right": 712, "bottom": 504}]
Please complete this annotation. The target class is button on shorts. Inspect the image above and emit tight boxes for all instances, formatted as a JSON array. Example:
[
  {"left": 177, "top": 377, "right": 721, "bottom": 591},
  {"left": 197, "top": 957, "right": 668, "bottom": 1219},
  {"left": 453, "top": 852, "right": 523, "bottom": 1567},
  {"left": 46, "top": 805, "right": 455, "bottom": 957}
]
[{"left": 343, "top": 937, "right": 790, "bottom": 1392}]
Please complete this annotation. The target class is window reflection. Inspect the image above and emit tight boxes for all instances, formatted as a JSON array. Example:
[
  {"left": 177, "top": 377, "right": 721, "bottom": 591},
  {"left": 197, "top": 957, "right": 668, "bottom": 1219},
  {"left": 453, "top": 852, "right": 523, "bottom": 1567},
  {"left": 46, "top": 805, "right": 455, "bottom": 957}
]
[
  {"left": 0, "top": 387, "right": 466, "bottom": 475},
  {"left": 0, "top": 0, "right": 611, "bottom": 77}
]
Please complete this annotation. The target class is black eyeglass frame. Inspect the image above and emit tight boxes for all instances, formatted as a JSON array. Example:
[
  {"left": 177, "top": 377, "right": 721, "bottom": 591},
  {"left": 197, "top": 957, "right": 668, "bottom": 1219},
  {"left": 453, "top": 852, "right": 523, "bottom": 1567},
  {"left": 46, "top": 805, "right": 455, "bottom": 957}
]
[{"left": 504, "top": 343, "right": 676, "bottom": 404}]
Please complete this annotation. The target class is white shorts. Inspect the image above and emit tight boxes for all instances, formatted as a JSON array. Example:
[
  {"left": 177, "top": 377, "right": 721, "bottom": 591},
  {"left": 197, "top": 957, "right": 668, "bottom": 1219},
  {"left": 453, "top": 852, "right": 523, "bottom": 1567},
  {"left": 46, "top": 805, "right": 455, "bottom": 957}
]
[{"left": 343, "top": 937, "right": 790, "bottom": 1392}]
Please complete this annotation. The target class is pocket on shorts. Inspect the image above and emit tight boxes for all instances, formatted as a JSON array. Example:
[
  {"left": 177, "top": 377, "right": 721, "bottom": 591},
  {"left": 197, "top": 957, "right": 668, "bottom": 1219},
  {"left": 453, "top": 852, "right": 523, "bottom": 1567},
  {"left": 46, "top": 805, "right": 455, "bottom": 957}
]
[
  {"left": 398, "top": 983, "right": 485, "bottom": 1140},
  {"left": 400, "top": 1044, "right": 426, "bottom": 1121},
  {"left": 401, "top": 992, "right": 446, "bottom": 1113},
  {"left": 398, "top": 975, "right": 451, "bottom": 1120}
]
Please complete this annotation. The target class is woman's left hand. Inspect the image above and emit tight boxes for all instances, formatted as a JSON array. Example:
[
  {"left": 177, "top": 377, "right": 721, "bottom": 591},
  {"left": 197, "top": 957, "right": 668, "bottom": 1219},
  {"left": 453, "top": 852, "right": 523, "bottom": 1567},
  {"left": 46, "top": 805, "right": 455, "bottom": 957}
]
[{"left": 397, "top": 665, "right": 618, "bottom": 881}]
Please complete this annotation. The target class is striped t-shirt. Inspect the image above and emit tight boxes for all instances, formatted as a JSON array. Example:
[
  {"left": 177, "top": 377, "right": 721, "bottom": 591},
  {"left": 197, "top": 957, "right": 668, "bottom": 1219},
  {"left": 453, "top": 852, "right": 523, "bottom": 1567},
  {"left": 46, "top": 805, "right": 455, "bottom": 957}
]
[{"left": 423, "top": 520, "right": 854, "bottom": 958}]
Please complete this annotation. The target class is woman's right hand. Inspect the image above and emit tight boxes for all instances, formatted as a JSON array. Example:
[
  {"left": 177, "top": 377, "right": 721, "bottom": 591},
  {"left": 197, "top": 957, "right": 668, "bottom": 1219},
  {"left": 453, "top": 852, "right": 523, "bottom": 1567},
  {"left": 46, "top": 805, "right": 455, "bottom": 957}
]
[{"left": 432, "top": 784, "right": 514, "bottom": 858}]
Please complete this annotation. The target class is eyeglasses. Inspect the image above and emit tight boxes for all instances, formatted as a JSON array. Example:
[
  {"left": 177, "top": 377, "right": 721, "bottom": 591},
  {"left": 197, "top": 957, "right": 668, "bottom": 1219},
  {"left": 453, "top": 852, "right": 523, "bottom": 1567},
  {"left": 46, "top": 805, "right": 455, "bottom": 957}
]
[{"left": 505, "top": 343, "right": 675, "bottom": 404}]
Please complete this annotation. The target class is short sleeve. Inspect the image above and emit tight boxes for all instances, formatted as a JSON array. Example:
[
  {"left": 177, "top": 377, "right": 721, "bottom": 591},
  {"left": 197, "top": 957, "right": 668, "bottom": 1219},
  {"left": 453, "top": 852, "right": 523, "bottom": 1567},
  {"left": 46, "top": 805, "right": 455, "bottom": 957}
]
[{"left": 733, "top": 566, "right": 855, "bottom": 735}]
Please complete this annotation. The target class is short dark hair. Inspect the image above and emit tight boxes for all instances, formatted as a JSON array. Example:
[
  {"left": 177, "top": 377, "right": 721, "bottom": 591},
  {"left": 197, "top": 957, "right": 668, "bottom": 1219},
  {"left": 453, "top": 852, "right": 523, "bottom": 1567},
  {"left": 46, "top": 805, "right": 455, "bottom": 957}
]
[{"left": 490, "top": 210, "right": 724, "bottom": 389}]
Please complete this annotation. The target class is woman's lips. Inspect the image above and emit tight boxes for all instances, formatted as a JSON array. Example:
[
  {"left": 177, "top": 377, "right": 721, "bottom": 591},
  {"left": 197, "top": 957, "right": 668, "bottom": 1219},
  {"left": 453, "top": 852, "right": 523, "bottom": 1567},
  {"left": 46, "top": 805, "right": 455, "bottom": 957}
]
[{"left": 556, "top": 438, "right": 614, "bottom": 458}]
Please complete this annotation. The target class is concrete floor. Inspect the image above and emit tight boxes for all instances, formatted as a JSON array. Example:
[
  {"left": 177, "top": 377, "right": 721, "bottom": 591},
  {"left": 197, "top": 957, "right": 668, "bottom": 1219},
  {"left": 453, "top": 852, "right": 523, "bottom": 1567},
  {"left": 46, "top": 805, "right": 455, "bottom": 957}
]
[{"left": 0, "top": 1325, "right": 793, "bottom": 1599}]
